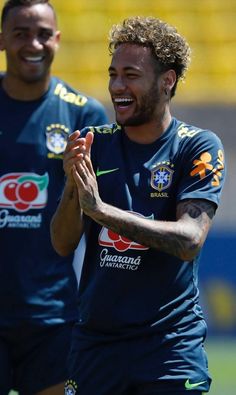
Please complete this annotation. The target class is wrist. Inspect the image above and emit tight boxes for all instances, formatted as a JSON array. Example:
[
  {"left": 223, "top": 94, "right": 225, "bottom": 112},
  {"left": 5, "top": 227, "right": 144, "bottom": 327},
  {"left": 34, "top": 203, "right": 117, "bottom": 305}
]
[{"left": 90, "top": 200, "right": 107, "bottom": 222}]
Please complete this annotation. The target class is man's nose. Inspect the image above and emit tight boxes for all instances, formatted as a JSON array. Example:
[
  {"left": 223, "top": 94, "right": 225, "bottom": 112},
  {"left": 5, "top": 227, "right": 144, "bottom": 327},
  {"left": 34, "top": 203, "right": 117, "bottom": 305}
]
[
  {"left": 27, "top": 36, "right": 43, "bottom": 50},
  {"left": 110, "top": 76, "right": 126, "bottom": 92}
]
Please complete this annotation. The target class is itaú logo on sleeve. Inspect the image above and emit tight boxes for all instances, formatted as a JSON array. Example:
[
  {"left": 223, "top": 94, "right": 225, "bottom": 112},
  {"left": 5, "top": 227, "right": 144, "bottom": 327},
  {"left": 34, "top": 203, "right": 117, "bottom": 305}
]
[
  {"left": 0, "top": 172, "right": 49, "bottom": 212},
  {"left": 98, "top": 211, "right": 152, "bottom": 252}
]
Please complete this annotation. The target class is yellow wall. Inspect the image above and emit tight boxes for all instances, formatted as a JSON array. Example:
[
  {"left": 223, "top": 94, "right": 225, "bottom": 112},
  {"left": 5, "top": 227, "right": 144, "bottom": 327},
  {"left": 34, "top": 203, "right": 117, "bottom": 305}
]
[{"left": 1, "top": 0, "right": 236, "bottom": 104}]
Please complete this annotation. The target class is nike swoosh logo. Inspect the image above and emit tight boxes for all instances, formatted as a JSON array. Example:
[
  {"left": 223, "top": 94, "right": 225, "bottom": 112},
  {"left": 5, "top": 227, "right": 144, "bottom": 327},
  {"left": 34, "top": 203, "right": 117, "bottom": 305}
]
[
  {"left": 96, "top": 167, "right": 119, "bottom": 177},
  {"left": 185, "top": 379, "right": 207, "bottom": 390}
]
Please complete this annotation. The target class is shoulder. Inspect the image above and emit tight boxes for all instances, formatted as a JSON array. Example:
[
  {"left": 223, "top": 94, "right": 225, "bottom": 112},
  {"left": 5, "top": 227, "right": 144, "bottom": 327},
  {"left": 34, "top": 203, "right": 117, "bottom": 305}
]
[
  {"left": 50, "top": 77, "right": 105, "bottom": 110},
  {"left": 81, "top": 123, "right": 121, "bottom": 138},
  {"left": 50, "top": 77, "right": 108, "bottom": 126},
  {"left": 174, "top": 118, "right": 224, "bottom": 152}
]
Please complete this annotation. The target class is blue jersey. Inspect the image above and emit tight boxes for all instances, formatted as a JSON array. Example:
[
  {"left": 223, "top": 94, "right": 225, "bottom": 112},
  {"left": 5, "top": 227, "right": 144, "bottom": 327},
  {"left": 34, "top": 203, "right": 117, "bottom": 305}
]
[
  {"left": 78, "top": 118, "right": 226, "bottom": 337},
  {"left": 0, "top": 76, "right": 108, "bottom": 326}
]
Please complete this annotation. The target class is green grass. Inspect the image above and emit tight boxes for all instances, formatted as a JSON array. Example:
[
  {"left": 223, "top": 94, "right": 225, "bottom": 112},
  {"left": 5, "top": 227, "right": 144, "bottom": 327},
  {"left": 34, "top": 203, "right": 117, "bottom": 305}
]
[
  {"left": 205, "top": 338, "right": 236, "bottom": 395},
  {"left": 8, "top": 339, "right": 236, "bottom": 395}
]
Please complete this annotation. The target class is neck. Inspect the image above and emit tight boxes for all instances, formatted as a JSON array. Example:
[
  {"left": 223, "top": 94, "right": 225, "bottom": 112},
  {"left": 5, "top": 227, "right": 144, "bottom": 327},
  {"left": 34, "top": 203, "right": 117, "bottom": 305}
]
[
  {"left": 2, "top": 74, "right": 50, "bottom": 101},
  {"left": 124, "top": 108, "right": 172, "bottom": 144}
]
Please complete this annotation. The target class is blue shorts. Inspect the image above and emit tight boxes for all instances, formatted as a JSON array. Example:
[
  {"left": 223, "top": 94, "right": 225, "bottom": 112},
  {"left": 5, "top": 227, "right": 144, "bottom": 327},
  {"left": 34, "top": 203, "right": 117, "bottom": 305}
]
[
  {"left": 0, "top": 321, "right": 74, "bottom": 395},
  {"left": 66, "top": 319, "right": 211, "bottom": 395}
]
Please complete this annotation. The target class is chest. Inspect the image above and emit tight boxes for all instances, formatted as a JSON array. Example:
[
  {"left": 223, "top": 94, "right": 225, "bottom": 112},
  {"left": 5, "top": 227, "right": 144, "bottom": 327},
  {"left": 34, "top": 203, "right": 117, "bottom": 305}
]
[
  {"left": 0, "top": 98, "right": 77, "bottom": 170},
  {"left": 95, "top": 136, "right": 183, "bottom": 220}
]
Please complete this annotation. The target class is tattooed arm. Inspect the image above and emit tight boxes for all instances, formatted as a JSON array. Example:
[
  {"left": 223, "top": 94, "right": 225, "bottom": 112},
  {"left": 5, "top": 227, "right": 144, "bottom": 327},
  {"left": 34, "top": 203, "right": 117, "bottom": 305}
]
[
  {"left": 74, "top": 155, "right": 215, "bottom": 261},
  {"left": 90, "top": 198, "right": 214, "bottom": 261}
]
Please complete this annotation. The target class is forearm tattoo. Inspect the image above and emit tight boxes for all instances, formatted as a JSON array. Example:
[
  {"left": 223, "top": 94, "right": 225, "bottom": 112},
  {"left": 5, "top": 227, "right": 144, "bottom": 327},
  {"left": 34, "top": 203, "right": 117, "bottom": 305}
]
[{"left": 96, "top": 199, "right": 215, "bottom": 260}]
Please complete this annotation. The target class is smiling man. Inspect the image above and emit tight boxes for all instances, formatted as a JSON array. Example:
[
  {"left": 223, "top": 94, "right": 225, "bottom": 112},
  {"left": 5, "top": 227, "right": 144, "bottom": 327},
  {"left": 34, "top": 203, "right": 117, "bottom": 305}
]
[
  {"left": 0, "top": 0, "right": 59, "bottom": 97},
  {"left": 51, "top": 16, "right": 226, "bottom": 395},
  {"left": 0, "top": 1, "right": 108, "bottom": 394}
]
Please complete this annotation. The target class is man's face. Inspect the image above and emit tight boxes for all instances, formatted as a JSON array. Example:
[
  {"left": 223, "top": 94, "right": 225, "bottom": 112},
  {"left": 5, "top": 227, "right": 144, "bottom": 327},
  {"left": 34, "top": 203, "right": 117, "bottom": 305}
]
[
  {"left": 0, "top": 3, "right": 60, "bottom": 83},
  {"left": 108, "top": 43, "right": 163, "bottom": 127}
]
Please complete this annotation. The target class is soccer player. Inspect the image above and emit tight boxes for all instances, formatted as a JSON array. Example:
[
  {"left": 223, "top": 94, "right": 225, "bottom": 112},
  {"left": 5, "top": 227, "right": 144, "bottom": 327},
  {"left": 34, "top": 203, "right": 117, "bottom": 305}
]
[
  {"left": 51, "top": 16, "right": 226, "bottom": 395},
  {"left": 0, "top": 0, "right": 108, "bottom": 394}
]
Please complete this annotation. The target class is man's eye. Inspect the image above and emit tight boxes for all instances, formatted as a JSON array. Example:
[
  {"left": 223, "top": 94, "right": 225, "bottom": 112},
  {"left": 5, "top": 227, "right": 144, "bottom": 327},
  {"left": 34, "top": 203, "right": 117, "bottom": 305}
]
[
  {"left": 40, "top": 31, "right": 53, "bottom": 40},
  {"left": 126, "top": 74, "right": 138, "bottom": 78},
  {"left": 14, "top": 32, "right": 27, "bottom": 38}
]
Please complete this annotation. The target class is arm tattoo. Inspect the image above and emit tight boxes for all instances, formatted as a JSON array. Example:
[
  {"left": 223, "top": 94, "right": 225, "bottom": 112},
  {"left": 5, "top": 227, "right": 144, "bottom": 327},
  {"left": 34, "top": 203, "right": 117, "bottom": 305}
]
[
  {"left": 95, "top": 199, "right": 215, "bottom": 261},
  {"left": 177, "top": 199, "right": 215, "bottom": 221}
]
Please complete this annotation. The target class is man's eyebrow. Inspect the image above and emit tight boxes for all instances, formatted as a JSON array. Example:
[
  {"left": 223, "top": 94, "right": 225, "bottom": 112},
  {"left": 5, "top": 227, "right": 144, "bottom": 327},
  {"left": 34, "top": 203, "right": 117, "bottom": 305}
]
[
  {"left": 12, "top": 26, "right": 29, "bottom": 31},
  {"left": 12, "top": 26, "right": 54, "bottom": 33},
  {"left": 108, "top": 66, "right": 140, "bottom": 72}
]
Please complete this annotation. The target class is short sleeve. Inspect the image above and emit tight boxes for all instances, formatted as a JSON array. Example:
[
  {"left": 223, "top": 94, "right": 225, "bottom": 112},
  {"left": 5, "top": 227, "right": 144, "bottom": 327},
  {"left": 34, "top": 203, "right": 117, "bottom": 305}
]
[{"left": 177, "top": 130, "right": 226, "bottom": 208}]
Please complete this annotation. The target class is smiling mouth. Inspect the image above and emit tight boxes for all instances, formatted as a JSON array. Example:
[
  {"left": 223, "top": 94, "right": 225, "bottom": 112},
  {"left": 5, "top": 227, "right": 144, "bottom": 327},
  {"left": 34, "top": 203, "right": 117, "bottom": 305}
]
[
  {"left": 23, "top": 56, "right": 44, "bottom": 63},
  {"left": 113, "top": 98, "right": 134, "bottom": 108}
]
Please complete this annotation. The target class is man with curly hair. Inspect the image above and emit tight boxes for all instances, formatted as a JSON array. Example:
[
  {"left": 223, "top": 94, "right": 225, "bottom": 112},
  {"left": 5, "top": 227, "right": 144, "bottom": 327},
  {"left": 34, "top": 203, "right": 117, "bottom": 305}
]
[
  {"left": 51, "top": 16, "right": 226, "bottom": 395},
  {"left": 0, "top": 0, "right": 108, "bottom": 394}
]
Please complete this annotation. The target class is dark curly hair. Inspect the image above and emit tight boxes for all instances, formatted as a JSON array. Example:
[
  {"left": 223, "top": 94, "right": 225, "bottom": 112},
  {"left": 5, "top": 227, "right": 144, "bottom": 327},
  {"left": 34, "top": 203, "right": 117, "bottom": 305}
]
[
  {"left": 109, "top": 16, "right": 191, "bottom": 97},
  {"left": 1, "top": 0, "right": 55, "bottom": 28}
]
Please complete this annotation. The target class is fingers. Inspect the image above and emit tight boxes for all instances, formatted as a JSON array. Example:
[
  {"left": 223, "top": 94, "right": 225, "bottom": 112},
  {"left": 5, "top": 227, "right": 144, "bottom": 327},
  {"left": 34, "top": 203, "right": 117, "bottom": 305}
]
[
  {"left": 84, "top": 155, "right": 96, "bottom": 177},
  {"left": 72, "top": 164, "right": 83, "bottom": 186},
  {"left": 65, "top": 130, "right": 85, "bottom": 156},
  {"left": 68, "top": 130, "right": 81, "bottom": 141},
  {"left": 74, "top": 153, "right": 95, "bottom": 186},
  {"left": 72, "top": 159, "right": 90, "bottom": 192},
  {"left": 75, "top": 157, "right": 89, "bottom": 181},
  {"left": 65, "top": 130, "right": 93, "bottom": 158},
  {"left": 64, "top": 130, "right": 94, "bottom": 179},
  {"left": 84, "top": 132, "right": 94, "bottom": 157},
  {"left": 63, "top": 131, "right": 85, "bottom": 176}
]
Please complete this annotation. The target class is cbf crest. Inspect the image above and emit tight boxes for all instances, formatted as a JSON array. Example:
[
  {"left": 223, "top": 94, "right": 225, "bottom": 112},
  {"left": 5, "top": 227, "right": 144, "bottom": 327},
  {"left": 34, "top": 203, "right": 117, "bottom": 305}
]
[
  {"left": 151, "top": 163, "right": 174, "bottom": 192},
  {"left": 46, "top": 124, "right": 69, "bottom": 155},
  {"left": 65, "top": 379, "right": 78, "bottom": 395}
]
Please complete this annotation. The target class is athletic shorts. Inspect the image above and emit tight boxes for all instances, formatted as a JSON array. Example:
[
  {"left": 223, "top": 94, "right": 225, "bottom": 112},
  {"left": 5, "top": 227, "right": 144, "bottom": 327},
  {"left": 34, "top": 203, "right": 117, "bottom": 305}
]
[
  {"left": 65, "top": 319, "right": 211, "bottom": 395},
  {"left": 0, "top": 321, "right": 74, "bottom": 395}
]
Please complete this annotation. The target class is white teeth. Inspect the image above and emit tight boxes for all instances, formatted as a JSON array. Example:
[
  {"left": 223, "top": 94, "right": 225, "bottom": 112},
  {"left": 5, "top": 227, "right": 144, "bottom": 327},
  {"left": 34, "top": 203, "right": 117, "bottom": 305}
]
[
  {"left": 114, "top": 98, "right": 133, "bottom": 103},
  {"left": 25, "top": 56, "right": 43, "bottom": 62}
]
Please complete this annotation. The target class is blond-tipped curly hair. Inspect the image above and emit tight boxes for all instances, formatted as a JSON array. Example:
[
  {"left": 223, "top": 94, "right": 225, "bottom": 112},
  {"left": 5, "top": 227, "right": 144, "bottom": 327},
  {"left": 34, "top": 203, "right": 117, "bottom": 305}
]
[{"left": 109, "top": 16, "right": 191, "bottom": 97}]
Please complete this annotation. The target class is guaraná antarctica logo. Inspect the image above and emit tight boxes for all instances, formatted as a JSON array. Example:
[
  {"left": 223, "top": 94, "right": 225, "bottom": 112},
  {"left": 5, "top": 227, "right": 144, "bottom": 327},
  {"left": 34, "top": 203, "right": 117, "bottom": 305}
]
[
  {"left": 99, "top": 211, "right": 152, "bottom": 252},
  {"left": 0, "top": 172, "right": 49, "bottom": 212}
]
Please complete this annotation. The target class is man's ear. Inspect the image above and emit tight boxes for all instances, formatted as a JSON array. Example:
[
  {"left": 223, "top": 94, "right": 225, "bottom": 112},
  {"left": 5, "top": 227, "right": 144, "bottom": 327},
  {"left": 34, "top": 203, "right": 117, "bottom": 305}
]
[
  {"left": 162, "top": 69, "right": 176, "bottom": 92},
  {"left": 54, "top": 30, "right": 61, "bottom": 52}
]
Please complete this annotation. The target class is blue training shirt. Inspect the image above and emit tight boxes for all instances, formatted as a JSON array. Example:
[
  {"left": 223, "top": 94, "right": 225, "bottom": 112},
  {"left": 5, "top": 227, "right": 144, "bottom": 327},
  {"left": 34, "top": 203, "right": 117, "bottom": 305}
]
[
  {"left": 77, "top": 118, "right": 226, "bottom": 338},
  {"left": 0, "top": 76, "right": 108, "bottom": 325}
]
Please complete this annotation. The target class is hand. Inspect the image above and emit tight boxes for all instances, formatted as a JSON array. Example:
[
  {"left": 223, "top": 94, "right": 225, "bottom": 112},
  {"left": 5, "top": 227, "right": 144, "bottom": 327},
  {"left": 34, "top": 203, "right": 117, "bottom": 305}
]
[
  {"left": 72, "top": 152, "right": 103, "bottom": 217},
  {"left": 63, "top": 130, "right": 93, "bottom": 181}
]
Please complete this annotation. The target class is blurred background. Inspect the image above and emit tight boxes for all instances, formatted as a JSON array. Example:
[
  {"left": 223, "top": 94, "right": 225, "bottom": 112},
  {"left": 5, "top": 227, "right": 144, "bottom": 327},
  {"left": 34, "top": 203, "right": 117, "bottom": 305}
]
[{"left": 1, "top": 0, "right": 235, "bottom": 393}]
